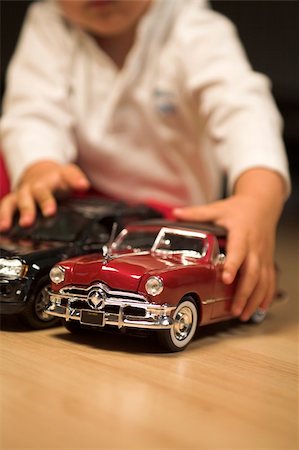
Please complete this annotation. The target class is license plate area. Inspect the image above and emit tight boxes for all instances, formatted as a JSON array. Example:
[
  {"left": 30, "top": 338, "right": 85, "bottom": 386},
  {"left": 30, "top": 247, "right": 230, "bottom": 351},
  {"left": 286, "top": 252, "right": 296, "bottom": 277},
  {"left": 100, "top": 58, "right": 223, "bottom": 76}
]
[{"left": 80, "top": 310, "right": 105, "bottom": 327}]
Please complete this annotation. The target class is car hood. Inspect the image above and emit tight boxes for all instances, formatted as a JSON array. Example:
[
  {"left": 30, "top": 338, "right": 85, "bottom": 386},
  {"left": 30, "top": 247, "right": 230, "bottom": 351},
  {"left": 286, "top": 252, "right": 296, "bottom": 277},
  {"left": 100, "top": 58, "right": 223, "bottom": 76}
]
[
  {"left": 67, "top": 252, "right": 181, "bottom": 292},
  {"left": 0, "top": 237, "right": 68, "bottom": 262}
]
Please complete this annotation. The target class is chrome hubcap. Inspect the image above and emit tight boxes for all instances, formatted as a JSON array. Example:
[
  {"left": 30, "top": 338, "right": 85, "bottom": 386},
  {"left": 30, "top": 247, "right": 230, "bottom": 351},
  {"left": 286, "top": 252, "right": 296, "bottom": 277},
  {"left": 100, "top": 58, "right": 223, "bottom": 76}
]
[{"left": 173, "top": 306, "right": 193, "bottom": 341}]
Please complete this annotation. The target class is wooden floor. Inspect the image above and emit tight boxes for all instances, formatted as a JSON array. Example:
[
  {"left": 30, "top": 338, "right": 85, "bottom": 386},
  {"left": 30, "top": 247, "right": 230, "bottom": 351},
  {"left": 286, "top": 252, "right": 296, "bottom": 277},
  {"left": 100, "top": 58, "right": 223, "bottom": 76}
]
[{"left": 1, "top": 208, "right": 298, "bottom": 450}]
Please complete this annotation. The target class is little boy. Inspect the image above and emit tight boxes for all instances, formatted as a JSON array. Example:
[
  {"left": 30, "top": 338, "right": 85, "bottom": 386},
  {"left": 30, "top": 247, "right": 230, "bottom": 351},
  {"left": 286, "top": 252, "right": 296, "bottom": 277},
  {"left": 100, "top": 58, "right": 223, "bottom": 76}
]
[{"left": 0, "top": 0, "right": 290, "bottom": 321}]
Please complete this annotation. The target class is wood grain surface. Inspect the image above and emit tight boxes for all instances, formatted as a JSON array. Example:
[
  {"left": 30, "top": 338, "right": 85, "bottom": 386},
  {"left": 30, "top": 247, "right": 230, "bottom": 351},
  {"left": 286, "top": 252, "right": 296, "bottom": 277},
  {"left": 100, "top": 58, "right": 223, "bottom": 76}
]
[{"left": 1, "top": 215, "right": 298, "bottom": 450}]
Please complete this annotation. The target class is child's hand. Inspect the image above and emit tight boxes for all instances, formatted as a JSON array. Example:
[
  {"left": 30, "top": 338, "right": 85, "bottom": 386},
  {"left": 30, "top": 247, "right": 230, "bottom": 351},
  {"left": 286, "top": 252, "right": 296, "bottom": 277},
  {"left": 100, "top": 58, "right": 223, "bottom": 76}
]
[
  {"left": 0, "top": 161, "right": 90, "bottom": 230},
  {"left": 173, "top": 194, "right": 277, "bottom": 322}
]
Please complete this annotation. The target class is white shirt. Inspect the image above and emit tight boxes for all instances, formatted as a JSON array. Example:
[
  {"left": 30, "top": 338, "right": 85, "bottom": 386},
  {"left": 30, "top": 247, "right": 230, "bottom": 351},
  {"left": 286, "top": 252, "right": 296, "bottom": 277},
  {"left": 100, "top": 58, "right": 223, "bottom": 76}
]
[{"left": 0, "top": 0, "right": 290, "bottom": 206}]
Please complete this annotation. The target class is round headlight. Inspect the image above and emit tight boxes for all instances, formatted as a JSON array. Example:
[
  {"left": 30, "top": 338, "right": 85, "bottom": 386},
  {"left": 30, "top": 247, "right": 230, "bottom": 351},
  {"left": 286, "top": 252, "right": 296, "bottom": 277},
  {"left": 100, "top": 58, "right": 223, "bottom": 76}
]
[
  {"left": 50, "top": 265, "right": 65, "bottom": 284},
  {"left": 145, "top": 276, "right": 164, "bottom": 296}
]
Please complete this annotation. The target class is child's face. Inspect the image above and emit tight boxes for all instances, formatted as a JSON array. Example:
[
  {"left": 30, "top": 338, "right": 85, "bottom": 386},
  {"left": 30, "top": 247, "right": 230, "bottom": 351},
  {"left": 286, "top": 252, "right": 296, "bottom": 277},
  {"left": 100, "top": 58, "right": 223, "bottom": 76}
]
[{"left": 58, "top": 0, "right": 152, "bottom": 37}]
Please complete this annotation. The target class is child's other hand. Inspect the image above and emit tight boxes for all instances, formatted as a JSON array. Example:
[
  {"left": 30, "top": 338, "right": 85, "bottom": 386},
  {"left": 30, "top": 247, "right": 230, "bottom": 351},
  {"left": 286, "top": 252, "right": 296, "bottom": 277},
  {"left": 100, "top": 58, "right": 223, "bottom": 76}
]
[
  {"left": 0, "top": 161, "right": 90, "bottom": 230},
  {"left": 173, "top": 195, "right": 277, "bottom": 322}
]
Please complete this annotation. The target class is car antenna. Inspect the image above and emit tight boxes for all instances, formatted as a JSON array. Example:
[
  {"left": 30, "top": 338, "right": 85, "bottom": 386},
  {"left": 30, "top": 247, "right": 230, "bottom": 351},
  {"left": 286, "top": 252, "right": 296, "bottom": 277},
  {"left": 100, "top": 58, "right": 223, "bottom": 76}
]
[{"left": 102, "top": 222, "right": 118, "bottom": 263}]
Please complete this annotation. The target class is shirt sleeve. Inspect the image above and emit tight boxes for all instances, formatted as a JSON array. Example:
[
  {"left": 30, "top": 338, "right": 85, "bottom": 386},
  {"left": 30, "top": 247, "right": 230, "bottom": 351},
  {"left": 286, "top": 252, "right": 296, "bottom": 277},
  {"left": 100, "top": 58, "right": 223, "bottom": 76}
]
[
  {"left": 0, "top": 1, "right": 77, "bottom": 189},
  {"left": 174, "top": 4, "right": 291, "bottom": 196}
]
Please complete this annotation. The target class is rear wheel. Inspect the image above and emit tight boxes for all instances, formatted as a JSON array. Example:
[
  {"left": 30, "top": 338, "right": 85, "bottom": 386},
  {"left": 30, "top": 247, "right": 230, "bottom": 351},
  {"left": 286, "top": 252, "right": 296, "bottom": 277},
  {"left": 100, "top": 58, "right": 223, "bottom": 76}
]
[
  {"left": 250, "top": 309, "right": 267, "bottom": 324},
  {"left": 157, "top": 297, "right": 198, "bottom": 352}
]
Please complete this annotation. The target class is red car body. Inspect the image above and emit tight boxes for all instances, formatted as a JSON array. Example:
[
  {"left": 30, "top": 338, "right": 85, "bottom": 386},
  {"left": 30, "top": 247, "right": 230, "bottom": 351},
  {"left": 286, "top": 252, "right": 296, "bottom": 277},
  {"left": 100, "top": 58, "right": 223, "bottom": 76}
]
[{"left": 47, "top": 220, "right": 260, "bottom": 351}]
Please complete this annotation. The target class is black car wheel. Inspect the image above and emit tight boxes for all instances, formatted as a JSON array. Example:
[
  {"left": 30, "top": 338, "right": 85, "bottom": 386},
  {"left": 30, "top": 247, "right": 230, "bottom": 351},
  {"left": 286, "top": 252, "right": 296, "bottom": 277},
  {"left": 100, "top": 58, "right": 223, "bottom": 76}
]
[
  {"left": 157, "top": 296, "right": 198, "bottom": 352},
  {"left": 20, "top": 277, "right": 61, "bottom": 329}
]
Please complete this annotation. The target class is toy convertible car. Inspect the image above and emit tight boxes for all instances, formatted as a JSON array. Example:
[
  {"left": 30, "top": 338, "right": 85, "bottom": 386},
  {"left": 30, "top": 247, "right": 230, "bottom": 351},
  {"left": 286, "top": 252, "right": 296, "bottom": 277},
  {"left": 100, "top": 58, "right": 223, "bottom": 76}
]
[
  {"left": 46, "top": 220, "right": 266, "bottom": 351},
  {"left": 0, "top": 198, "right": 161, "bottom": 328}
]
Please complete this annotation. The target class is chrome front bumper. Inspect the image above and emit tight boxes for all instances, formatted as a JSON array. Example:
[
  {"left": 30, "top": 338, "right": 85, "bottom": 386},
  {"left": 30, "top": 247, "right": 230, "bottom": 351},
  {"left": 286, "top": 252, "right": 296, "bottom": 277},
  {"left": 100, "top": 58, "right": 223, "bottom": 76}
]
[{"left": 47, "top": 289, "right": 176, "bottom": 330}]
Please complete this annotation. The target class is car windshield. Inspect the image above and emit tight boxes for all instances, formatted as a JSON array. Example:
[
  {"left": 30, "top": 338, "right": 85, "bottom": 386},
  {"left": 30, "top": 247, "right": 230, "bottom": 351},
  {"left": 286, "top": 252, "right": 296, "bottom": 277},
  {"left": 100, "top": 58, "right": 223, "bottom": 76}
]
[
  {"left": 113, "top": 229, "right": 159, "bottom": 252},
  {"left": 9, "top": 210, "right": 89, "bottom": 242},
  {"left": 112, "top": 227, "right": 206, "bottom": 257},
  {"left": 153, "top": 230, "right": 206, "bottom": 257}
]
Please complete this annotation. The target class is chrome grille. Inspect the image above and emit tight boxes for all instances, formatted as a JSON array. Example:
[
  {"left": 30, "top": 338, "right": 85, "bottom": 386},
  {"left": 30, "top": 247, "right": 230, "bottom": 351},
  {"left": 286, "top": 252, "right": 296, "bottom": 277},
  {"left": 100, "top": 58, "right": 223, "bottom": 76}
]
[
  {"left": 59, "top": 297, "right": 146, "bottom": 318},
  {"left": 59, "top": 282, "right": 147, "bottom": 303}
]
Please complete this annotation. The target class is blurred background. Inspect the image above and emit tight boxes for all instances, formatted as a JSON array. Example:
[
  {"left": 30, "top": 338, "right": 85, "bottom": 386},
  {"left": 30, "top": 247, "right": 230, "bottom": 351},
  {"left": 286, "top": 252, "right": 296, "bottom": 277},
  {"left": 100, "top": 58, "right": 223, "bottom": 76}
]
[{"left": 1, "top": 0, "right": 298, "bottom": 213}]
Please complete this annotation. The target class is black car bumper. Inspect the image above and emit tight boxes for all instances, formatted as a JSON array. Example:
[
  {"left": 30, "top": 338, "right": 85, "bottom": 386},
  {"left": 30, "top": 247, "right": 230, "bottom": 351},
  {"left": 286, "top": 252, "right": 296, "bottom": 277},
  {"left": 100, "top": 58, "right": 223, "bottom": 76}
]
[{"left": 0, "top": 278, "right": 29, "bottom": 314}]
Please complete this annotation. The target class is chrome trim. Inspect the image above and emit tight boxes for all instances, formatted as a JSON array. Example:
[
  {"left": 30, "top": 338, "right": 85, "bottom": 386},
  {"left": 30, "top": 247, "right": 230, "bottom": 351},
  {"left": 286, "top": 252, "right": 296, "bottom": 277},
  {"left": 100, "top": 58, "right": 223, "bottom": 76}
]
[
  {"left": 201, "top": 296, "right": 232, "bottom": 305},
  {"left": 201, "top": 298, "right": 215, "bottom": 305},
  {"left": 46, "top": 293, "right": 176, "bottom": 330}
]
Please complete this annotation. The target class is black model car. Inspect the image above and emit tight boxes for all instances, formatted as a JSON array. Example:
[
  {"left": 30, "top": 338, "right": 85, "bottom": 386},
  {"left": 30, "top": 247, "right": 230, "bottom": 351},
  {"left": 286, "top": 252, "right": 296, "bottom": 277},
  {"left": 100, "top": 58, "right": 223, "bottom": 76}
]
[{"left": 0, "top": 197, "right": 162, "bottom": 328}]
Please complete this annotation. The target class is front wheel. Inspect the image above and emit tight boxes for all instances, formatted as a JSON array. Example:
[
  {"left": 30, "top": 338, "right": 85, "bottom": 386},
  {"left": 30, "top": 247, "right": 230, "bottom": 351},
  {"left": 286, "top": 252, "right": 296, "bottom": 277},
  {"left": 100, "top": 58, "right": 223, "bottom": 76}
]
[
  {"left": 157, "top": 297, "right": 198, "bottom": 352},
  {"left": 20, "top": 277, "right": 61, "bottom": 329}
]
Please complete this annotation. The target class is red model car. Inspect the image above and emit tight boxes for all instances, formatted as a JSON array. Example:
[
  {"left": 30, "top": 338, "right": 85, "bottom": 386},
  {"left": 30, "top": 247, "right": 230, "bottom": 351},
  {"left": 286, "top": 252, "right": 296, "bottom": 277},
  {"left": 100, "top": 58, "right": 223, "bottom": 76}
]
[{"left": 47, "top": 220, "right": 266, "bottom": 351}]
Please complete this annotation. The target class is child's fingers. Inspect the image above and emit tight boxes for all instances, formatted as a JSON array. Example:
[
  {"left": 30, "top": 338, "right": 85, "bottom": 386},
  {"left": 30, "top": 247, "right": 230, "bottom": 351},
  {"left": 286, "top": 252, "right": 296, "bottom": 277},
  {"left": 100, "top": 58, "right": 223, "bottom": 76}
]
[
  {"left": 222, "top": 228, "right": 248, "bottom": 284},
  {"left": 0, "top": 193, "right": 18, "bottom": 230},
  {"left": 239, "top": 265, "right": 269, "bottom": 321},
  {"left": 0, "top": 163, "right": 90, "bottom": 231},
  {"left": 259, "top": 265, "right": 276, "bottom": 311},
  {"left": 173, "top": 202, "right": 223, "bottom": 222},
  {"left": 62, "top": 164, "right": 91, "bottom": 191},
  {"left": 17, "top": 186, "right": 37, "bottom": 227},
  {"left": 32, "top": 184, "right": 57, "bottom": 217},
  {"left": 230, "top": 252, "right": 260, "bottom": 317}
]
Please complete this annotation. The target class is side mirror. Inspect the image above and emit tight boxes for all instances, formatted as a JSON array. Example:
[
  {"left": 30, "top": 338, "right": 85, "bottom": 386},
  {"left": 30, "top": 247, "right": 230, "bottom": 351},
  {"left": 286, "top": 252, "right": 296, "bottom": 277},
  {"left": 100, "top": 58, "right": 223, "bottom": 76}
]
[{"left": 216, "top": 253, "right": 226, "bottom": 265}]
